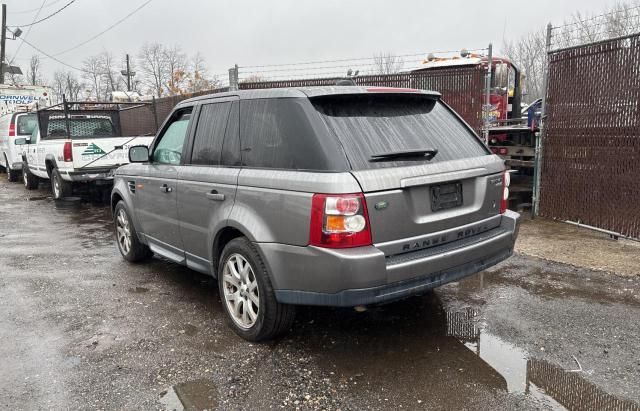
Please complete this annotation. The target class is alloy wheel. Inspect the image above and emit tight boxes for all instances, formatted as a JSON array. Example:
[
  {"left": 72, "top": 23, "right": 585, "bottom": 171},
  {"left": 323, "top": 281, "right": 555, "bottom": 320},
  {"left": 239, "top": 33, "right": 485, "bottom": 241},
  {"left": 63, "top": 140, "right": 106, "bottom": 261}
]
[
  {"left": 116, "top": 208, "right": 132, "bottom": 255},
  {"left": 222, "top": 254, "right": 260, "bottom": 329}
]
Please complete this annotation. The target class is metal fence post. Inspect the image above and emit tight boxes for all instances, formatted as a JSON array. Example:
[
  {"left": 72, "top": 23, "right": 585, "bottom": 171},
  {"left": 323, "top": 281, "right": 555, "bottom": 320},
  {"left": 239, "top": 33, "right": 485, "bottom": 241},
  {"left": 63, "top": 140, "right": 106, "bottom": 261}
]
[
  {"left": 151, "top": 96, "right": 159, "bottom": 133},
  {"left": 482, "top": 43, "right": 493, "bottom": 145},
  {"left": 229, "top": 64, "right": 239, "bottom": 91},
  {"left": 532, "top": 23, "right": 553, "bottom": 218}
]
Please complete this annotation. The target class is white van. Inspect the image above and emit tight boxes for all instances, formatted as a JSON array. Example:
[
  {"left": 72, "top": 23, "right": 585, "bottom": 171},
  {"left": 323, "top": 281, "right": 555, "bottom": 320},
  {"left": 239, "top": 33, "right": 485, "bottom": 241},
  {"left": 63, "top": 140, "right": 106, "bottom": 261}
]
[{"left": 0, "top": 111, "right": 38, "bottom": 181}]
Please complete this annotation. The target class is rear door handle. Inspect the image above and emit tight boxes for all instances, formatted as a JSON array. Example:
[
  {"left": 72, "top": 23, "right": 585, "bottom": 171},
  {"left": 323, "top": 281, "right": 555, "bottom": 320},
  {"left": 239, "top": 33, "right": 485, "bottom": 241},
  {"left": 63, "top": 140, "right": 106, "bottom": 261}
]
[
  {"left": 160, "top": 184, "right": 173, "bottom": 193},
  {"left": 206, "top": 190, "right": 225, "bottom": 201}
]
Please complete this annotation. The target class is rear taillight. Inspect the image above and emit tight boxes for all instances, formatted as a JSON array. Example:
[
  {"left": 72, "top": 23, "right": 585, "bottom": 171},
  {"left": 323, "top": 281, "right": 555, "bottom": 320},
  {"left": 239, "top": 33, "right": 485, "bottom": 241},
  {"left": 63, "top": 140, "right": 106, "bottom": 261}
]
[
  {"left": 309, "top": 193, "right": 372, "bottom": 248},
  {"left": 500, "top": 170, "right": 511, "bottom": 213},
  {"left": 63, "top": 141, "right": 73, "bottom": 162},
  {"left": 8, "top": 123, "right": 15, "bottom": 137},
  {"left": 498, "top": 147, "right": 508, "bottom": 155}
]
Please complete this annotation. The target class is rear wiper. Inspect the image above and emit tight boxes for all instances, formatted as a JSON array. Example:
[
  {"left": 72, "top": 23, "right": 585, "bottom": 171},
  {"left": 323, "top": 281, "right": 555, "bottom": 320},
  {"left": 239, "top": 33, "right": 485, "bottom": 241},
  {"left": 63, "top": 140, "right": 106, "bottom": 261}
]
[{"left": 370, "top": 148, "right": 438, "bottom": 162}]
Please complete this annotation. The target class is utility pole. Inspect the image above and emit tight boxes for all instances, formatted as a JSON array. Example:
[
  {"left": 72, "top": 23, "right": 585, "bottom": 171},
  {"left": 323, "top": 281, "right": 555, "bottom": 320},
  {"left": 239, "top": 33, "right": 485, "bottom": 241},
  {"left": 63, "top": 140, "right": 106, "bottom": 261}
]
[
  {"left": 125, "top": 54, "right": 131, "bottom": 91},
  {"left": 0, "top": 4, "right": 7, "bottom": 85},
  {"left": 120, "top": 54, "right": 136, "bottom": 92}
]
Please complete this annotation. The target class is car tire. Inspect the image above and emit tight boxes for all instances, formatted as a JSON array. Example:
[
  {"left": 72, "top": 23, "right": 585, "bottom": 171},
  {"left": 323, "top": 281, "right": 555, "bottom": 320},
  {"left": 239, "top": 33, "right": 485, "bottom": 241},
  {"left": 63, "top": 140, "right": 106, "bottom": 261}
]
[
  {"left": 218, "top": 237, "right": 296, "bottom": 342},
  {"left": 6, "top": 162, "right": 18, "bottom": 182},
  {"left": 51, "top": 167, "right": 73, "bottom": 199},
  {"left": 23, "top": 162, "right": 39, "bottom": 190},
  {"left": 114, "top": 201, "right": 153, "bottom": 262}
]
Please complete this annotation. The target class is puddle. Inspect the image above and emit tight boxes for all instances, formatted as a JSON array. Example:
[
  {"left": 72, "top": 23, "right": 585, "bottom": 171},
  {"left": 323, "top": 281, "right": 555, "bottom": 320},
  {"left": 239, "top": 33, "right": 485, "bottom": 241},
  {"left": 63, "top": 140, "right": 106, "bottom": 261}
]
[
  {"left": 27, "top": 196, "right": 49, "bottom": 201},
  {"left": 160, "top": 379, "right": 217, "bottom": 411},
  {"left": 298, "top": 295, "right": 639, "bottom": 410},
  {"left": 128, "top": 287, "right": 149, "bottom": 294}
]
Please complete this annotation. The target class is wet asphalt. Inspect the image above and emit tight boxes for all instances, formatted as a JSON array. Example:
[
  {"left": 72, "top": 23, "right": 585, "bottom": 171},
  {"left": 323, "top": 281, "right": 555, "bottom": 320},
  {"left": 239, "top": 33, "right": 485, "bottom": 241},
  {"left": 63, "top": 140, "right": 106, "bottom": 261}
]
[{"left": 0, "top": 176, "right": 639, "bottom": 411}]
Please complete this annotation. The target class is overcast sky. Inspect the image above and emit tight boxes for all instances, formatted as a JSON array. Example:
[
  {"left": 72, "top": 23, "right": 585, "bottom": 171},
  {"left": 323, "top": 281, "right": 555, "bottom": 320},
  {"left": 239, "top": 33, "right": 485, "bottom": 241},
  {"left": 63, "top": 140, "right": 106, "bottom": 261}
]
[{"left": 3, "top": 0, "right": 625, "bottom": 83}]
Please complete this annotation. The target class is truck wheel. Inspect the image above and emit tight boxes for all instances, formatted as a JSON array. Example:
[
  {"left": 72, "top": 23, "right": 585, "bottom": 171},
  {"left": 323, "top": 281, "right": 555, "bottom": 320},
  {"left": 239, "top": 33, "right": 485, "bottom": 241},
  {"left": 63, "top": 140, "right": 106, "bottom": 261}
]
[
  {"left": 114, "top": 201, "right": 153, "bottom": 262},
  {"left": 7, "top": 163, "right": 18, "bottom": 182},
  {"left": 23, "top": 162, "right": 39, "bottom": 190},
  {"left": 218, "top": 237, "right": 296, "bottom": 342},
  {"left": 51, "top": 168, "right": 73, "bottom": 199}
]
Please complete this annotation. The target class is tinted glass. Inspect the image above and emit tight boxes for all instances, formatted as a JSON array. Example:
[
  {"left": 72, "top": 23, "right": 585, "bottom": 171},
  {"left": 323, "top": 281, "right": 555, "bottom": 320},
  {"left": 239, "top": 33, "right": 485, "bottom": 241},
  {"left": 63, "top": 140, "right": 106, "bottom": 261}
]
[
  {"left": 153, "top": 110, "right": 192, "bottom": 165},
  {"left": 47, "top": 118, "right": 115, "bottom": 137},
  {"left": 16, "top": 114, "right": 37, "bottom": 136},
  {"left": 312, "top": 94, "right": 488, "bottom": 170},
  {"left": 191, "top": 102, "right": 231, "bottom": 165},
  {"left": 221, "top": 101, "right": 241, "bottom": 166},
  {"left": 239, "top": 98, "right": 347, "bottom": 171}
]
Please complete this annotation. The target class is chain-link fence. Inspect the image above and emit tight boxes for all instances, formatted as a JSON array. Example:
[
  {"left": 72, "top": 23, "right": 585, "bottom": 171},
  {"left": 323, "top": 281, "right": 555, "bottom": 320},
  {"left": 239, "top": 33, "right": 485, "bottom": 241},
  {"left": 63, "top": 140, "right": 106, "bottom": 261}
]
[
  {"left": 527, "top": 359, "right": 640, "bottom": 410},
  {"left": 538, "top": 32, "right": 640, "bottom": 239},
  {"left": 239, "top": 67, "right": 486, "bottom": 133}
]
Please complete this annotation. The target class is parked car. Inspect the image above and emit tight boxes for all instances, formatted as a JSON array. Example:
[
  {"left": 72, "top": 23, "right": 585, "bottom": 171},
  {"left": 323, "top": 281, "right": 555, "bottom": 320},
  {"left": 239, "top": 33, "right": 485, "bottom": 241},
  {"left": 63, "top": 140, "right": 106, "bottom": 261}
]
[
  {"left": 17, "top": 112, "right": 153, "bottom": 197},
  {"left": 0, "top": 111, "right": 38, "bottom": 181},
  {"left": 111, "top": 86, "right": 520, "bottom": 341}
]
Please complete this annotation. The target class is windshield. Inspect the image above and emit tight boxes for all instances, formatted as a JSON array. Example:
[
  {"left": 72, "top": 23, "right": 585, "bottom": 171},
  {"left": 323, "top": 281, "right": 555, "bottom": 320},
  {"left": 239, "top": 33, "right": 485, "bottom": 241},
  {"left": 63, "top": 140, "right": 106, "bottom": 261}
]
[
  {"left": 47, "top": 117, "right": 116, "bottom": 138},
  {"left": 311, "top": 94, "right": 488, "bottom": 170},
  {"left": 16, "top": 114, "right": 38, "bottom": 136}
]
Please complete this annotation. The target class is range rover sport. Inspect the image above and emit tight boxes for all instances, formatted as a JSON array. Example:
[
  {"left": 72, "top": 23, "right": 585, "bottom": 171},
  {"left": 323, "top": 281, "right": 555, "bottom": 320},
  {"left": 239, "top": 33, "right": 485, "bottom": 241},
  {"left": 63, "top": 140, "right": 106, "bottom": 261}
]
[{"left": 111, "top": 86, "right": 520, "bottom": 341}]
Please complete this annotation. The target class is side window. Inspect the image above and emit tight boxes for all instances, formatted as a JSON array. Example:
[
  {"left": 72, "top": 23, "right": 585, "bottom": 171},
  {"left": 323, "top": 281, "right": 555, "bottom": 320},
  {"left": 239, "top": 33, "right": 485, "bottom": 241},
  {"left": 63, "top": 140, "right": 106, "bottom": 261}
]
[
  {"left": 221, "top": 101, "right": 241, "bottom": 166},
  {"left": 239, "top": 98, "right": 343, "bottom": 171},
  {"left": 190, "top": 102, "right": 231, "bottom": 165},
  {"left": 153, "top": 108, "right": 192, "bottom": 165},
  {"left": 16, "top": 114, "right": 38, "bottom": 135}
]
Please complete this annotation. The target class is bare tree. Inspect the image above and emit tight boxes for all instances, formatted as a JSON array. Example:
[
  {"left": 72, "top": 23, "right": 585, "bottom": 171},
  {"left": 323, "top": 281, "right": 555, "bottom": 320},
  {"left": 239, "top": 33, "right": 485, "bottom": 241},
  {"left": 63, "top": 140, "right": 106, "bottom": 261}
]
[
  {"left": 503, "top": 1, "right": 640, "bottom": 102},
  {"left": 187, "top": 52, "right": 218, "bottom": 92},
  {"left": 373, "top": 52, "right": 404, "bottom": 75},
  {"left": 502, "top": 31, "right": 547, "bottom": 102},
  {"left": 138, "top": 42, "right": 168, "bottom": 97},
  {"left": 82, "top": 55, "right": 103, "bottom": 100},
  {"left": 100, "top": 51, "right": 121, "bottom": 99},
  {"left": 51, "top": 70, "right": 83, "bottom": 100},
  {"left": 239, "top": 74, "right": 267, "bottom": 84},
  {"left": 163, "top": 45, "right": 187, "bottom": 95},
  {"left": 26, "top": 55, "right": 44, "bottom": 86}
]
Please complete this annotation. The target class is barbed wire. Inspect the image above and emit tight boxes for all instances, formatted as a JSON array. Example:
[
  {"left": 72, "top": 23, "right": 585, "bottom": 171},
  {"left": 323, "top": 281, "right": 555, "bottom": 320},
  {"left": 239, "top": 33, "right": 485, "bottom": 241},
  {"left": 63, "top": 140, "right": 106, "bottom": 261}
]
[
  {"left": 242, "top": 58, "right": 427, "bottom": 75},
  {"left": 551, "top": 3, "right": 640, "bottom": 31},
  {"left": 238, "top": 48, "right": 488, "bottom": 69}
]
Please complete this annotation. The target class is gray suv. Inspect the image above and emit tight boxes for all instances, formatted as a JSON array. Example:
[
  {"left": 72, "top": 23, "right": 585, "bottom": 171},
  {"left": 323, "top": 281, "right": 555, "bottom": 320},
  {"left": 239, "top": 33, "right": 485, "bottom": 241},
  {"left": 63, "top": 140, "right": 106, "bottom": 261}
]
[{"left": 111, "top": 86, "right": 519, "bottom": 341}]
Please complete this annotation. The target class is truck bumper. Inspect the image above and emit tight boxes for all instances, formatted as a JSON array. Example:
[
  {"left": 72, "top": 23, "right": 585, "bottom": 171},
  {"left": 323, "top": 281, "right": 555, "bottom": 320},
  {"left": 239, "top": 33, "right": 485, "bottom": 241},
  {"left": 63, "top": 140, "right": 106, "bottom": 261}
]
[
  {"left": 258, "top": 210, "right": 520, "bottom": 307},
  {"left": 64, "top": 168, "right": 116, "bottom": 184}
]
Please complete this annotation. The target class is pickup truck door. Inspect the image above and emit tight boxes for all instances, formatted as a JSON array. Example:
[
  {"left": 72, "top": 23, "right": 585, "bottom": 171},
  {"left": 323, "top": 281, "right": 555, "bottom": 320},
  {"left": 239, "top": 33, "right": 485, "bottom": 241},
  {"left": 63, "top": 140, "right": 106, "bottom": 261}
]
[
  {"left": 134, "top": 107, "right": 194, "bottom": 263},
  {"left": 177, "top": 99, "right": 240, "bottom": 274}
]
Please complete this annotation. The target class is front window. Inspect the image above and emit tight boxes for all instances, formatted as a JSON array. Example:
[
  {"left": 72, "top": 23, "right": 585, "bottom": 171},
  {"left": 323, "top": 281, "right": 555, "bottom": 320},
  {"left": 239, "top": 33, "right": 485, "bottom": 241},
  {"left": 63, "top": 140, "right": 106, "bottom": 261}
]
[{"left": 152, "top": 109, "right": 192, "bottom": 165}]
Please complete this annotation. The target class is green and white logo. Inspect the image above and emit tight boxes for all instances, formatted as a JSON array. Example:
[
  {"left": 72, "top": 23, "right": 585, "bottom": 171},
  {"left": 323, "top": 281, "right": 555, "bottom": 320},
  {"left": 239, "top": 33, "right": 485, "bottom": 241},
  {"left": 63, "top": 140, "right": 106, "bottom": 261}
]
[{"left": 82, "top": 143, "right": 106, "bottom": 156}]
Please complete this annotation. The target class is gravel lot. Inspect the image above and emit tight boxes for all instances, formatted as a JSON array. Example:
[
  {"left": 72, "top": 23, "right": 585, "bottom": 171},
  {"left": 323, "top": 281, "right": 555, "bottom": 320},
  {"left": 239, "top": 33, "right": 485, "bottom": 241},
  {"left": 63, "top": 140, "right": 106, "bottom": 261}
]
[{"left": 1, "top": 176, "right": 639, "bottom": 410}]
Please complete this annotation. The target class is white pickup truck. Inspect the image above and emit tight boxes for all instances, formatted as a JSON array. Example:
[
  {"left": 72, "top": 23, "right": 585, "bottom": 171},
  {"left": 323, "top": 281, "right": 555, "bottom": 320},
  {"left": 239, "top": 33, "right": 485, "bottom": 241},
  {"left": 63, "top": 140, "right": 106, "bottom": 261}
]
[{"left": 17, "top": 113, "right": 153, "bottom": 199}]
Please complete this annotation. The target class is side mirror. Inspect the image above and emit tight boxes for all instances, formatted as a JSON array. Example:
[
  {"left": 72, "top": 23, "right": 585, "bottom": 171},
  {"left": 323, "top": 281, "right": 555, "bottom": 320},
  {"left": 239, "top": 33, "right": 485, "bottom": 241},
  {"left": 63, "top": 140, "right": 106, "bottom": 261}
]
[
  {"left": 14, "top": 137, "right": 28, "bottom": 145},
  {"left": 129, "top": 145, "right": 149, "bottom": 163}
]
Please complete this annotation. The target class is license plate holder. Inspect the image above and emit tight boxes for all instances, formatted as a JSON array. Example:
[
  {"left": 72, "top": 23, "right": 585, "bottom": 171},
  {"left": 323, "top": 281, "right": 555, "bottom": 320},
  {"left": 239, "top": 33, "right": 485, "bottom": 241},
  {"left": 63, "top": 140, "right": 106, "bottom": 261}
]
[{"left": 431, "top": 182, "right": 463, "bottom": 211}]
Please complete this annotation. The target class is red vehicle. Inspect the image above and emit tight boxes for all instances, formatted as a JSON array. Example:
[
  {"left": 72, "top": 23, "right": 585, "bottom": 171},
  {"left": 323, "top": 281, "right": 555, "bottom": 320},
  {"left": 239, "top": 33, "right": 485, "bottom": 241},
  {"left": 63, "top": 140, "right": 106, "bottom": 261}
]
[{"left": 411, "top": 52, "right": 537, "bottom": 211}]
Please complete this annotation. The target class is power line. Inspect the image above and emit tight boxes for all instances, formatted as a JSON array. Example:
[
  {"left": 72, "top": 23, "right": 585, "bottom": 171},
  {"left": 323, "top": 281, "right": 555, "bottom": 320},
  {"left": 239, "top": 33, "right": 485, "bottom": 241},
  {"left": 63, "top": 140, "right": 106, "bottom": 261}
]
[
  {"left": 9, "top": 0, "right": 65, "bottom": 15},
  {"left": 8, "top": 0, "right": 48, "bottom": 68},
  {"left": 9, "top": 0, "right": 77, "bottom": 28},
  {"left": 50, "top": 0, "right": 154, "bottom": 57},
  {"left": 6, "top": 27, "right": 85, "bottom": 72}
]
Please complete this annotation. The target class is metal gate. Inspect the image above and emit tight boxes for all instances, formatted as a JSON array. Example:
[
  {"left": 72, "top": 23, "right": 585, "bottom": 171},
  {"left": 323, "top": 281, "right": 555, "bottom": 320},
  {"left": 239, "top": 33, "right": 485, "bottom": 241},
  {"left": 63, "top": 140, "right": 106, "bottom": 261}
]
[{"left": 539, "top": 33, "right": 640, "bottom": 239}]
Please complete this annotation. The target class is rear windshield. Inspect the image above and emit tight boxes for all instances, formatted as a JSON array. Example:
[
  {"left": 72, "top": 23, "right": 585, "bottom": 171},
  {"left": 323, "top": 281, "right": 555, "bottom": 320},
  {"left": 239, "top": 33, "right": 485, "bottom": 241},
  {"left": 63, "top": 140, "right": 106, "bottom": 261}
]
[
  {"left": 311, "top": 94, "right": 488, "bottom": 170},
  {"left": 47, "top": 117, "right": 116, "bottom": 138},
  {"left": 16, "top": 114, "right": 37, "bottom": 136}
]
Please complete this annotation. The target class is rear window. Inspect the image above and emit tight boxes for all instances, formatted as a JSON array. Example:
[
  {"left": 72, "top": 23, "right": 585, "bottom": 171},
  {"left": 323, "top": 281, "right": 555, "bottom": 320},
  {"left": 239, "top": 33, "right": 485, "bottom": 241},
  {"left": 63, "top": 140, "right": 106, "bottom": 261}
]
[
  {"left": 47, "top": 117, "right": 115, "bottom": 138},
  {"left": 311, "top": 94, "right": 488, "bottom": 170},
  {"left": 16, "top": 114, "right": 37, "bottom": 136}
]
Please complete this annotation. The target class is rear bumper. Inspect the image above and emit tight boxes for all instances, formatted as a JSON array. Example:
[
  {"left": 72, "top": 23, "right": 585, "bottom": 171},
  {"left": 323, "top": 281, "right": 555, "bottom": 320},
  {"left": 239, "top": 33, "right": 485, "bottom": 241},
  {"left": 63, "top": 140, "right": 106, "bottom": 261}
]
[
  {"left": 64, "top": 168, "right": 116, "bottom": 183},
  {"left": 258, "top": 210, "right": 520, "bottom": 307}
]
